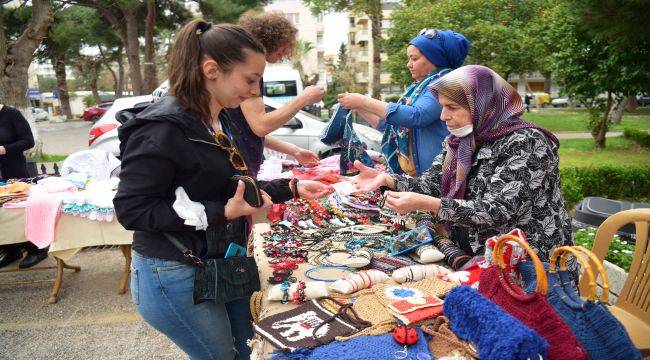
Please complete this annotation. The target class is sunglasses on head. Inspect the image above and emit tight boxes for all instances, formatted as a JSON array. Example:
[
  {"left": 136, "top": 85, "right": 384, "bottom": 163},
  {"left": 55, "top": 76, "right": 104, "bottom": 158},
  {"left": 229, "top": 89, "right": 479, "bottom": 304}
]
[
  {"left": 213, "top": 130, "right": 249, "bottom": 172},
  {"left": 419, "top": 28, "right": 441, "bottom": 40}
]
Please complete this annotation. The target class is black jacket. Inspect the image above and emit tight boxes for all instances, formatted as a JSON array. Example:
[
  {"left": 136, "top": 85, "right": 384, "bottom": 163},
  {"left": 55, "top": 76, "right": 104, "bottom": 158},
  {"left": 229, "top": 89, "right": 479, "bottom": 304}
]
[
  {"left": 0, "top": 106, "right": 35, "bottom": 178},
  {"left": 113, "top": 96, "right": 292, "bottom": 263}
]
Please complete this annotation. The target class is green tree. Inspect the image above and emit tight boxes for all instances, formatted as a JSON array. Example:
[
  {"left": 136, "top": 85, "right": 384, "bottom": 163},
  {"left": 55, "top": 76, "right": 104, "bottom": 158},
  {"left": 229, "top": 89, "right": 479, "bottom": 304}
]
[
  {"left": 303, "top": 0, "right": 383, "bottom": 99},
  {"left": 292, "top": 39, "right": 319, "bottom": 86},
  {"left": 385, "top": 0, "right": 547, "bottom": 87},
  {"left": 1, "top": 0, "right": 53, "bottom": 157},
  {"left": 197, "top": 0, "right": 266, "bottom": 24},
  {"left": 547, "top": 2, "right": 650, "bottom": 148},
  {"left": 324, "top": 44, "right": 365, "bottom": 108}
]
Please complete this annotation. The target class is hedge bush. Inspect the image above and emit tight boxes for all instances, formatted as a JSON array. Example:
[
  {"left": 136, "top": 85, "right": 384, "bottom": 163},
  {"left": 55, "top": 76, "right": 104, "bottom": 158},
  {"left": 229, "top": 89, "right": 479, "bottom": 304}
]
[
  {"left": 623, "top": 128, "right": 650, "bottom": 147},
  {"left": 561, "top": 166, "right": 650, "bottom": 210}
]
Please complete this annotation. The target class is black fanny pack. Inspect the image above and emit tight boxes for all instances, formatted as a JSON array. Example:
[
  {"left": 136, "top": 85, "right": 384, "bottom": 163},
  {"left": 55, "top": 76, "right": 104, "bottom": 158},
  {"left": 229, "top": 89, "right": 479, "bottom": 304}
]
[{"left": 162, "top": 218, "right": 260, "bottom": 304}]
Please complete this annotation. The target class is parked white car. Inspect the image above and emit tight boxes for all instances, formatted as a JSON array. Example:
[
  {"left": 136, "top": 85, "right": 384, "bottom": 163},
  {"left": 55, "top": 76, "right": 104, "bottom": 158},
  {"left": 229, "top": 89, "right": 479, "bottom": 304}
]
[
  {"left": 88, "top": 96, "right": 383, "bottom": 160},
  {"left": 31, "top": 107, "right": 50, "bottom": 122}
]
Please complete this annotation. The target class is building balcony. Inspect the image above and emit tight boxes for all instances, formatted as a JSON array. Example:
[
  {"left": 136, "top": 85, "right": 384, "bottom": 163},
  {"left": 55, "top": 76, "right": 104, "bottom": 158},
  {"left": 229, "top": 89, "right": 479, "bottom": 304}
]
[
  {"left": 380, "top": 73, "right": 392, "bottom": 84},
  {"left": 356, "top": 72, "right": 369, "bottom": 83},
  {"left": 357, "top": 29, "right": 370, "bottom": 42}
]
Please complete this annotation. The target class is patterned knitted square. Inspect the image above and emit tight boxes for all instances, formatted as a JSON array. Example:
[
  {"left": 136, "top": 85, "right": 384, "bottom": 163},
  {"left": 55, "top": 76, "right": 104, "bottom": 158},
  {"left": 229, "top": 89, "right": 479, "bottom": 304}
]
[
  {"left": 374, "top": 278, "right": 456, "bottom": 325},
  {"left": 253, "top": 300, "right": 361, "bottom": 351}
]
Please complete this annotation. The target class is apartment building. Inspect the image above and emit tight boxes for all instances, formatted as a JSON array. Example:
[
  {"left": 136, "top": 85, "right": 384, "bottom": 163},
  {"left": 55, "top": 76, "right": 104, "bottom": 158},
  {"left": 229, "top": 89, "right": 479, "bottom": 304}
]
[
  {"left": 348, "top": 0, "right": 402, "bottom": 99},
  {"left": 264, "top": 0, "right": 328, "bottom": 87}
]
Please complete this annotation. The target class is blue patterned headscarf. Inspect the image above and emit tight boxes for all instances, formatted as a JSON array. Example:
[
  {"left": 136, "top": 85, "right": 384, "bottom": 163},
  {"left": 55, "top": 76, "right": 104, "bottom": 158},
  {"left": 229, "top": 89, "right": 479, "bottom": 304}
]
[{"left": 409, "top": 30, "right": 471, "bottom": 69}]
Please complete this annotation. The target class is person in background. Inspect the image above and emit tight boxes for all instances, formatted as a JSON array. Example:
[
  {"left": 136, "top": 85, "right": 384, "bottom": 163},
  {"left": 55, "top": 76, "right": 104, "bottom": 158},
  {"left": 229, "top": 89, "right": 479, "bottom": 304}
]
[
  {"left": 524, "top": 93, "right": 533, "bottom": 112},
  {"left": 236, "top": 10, "right": 325, "bottom": 174},
  {"left": 0, "top": 104, "right": 49, "bottom": 269},
  {"left": 351, "top": 65, "right": 571, "bottom": 269},
  {"left": 337, "top": 29, "right": 470, "bottom": 176},
  {"left": 114, "top": 21, "right": 331, "bottom": 359}
]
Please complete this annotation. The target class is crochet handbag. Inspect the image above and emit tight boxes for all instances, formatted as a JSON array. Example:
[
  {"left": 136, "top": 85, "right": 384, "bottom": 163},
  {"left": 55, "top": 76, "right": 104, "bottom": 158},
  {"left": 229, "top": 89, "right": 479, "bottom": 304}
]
[
  {"left": 420, "top": 316, "right": 478, "bottom": 359},
  {"left": 478, "top": 234, "right": 588, "bottom": 360},
  {"left": 518, "top": 246, "right": 642, "bottom": 360},
  {"left": 444, "top": 285, "right": 548, "bottom": 360}
]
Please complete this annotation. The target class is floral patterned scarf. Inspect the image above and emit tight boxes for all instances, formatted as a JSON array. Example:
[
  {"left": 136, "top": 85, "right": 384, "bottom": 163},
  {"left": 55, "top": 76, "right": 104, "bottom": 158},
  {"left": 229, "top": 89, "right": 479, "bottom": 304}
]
[{"left": 428, "top": 65, "right": 559, "bottom": 200}]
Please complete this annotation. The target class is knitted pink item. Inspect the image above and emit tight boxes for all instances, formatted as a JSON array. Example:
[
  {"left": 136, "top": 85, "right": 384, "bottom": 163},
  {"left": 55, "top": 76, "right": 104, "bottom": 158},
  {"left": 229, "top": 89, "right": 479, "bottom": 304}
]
[{"left": 25, "top": 193, "right": 64, "bottom": 249}]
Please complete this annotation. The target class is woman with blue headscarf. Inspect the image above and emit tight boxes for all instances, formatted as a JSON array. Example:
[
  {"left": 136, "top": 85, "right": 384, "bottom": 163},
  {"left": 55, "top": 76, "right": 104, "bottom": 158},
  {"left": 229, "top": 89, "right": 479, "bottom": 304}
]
[{"left": 338, "top": 29, "right": 470, "bottom": 175}]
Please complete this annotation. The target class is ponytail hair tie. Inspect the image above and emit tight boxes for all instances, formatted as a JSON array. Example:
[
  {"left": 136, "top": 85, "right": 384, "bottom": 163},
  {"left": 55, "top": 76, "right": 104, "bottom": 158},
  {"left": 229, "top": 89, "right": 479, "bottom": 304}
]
[{"left": 196, "top": 21, "right": 213, "bottom": 35}]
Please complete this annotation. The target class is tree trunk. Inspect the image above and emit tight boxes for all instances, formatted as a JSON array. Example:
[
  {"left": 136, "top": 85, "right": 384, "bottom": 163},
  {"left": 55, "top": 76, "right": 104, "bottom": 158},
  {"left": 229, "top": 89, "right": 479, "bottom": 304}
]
[
  {"left": 117, "top": 46, "right": 125, "bottom": 97},
  {"left": 143, "top": 0, "right": 158, "bottom": 94},
  {"left": 542, "top": 72, "right": 552, "bottom": 94},
  {"left": 625, "top": 94, "right": 637, "bottom": 112},
  {"left": 368, "top": 1, "right": 382, "bottom": 99},
  {"left": 611, "top": 94, "right": 631, "bottom": 125},
  {"left": 0, "top": 0, "right": 52, "bottom": 158},
  {"left": 593, "top": 91, "right": 613, "bottom": 149},
  {"left": 52, "top": 55, "right": 72, "bottom": 119},
  {"left": 124, "top": 10, "right": 143, "bottom": 95},
  {"left": 90, "top": 61, "right": 100, "bottom": 104},
  {"left": 98, "top": 45, "right": 119, "bottom": 99}
]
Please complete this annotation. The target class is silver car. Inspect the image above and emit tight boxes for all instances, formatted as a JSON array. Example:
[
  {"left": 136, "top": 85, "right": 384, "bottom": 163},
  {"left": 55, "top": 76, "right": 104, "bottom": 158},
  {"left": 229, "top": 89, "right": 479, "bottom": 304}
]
[{"left": 88, "top": 96, "right": 383, "bottom": 160}]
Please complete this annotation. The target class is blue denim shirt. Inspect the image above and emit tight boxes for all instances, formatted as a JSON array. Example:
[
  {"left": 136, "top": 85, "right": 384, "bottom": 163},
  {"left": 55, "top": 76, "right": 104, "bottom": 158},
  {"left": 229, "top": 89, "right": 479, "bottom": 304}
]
[{"left": 378, "top": 88, "right": 449, "bottom": 175}]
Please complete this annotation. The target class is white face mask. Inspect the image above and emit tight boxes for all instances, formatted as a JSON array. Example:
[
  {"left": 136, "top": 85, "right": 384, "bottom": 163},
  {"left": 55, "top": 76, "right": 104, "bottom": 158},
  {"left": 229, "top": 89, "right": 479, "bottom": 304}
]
[{"left": 448, "top": 124, "right": 473, "bottom": 138}]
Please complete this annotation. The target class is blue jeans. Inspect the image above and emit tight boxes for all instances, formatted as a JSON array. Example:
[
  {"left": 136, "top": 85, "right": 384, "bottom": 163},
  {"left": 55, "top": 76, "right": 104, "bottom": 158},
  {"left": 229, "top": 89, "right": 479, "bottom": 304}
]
[{"left": 130, "top": 250, "right": 253, "bottom": 359}]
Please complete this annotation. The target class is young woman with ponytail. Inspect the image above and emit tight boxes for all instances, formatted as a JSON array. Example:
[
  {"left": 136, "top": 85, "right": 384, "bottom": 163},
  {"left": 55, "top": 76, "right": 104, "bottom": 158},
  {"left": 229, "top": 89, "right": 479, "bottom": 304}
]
[{"left": 114, "top": 20, "right": 331, "bottom": 359}]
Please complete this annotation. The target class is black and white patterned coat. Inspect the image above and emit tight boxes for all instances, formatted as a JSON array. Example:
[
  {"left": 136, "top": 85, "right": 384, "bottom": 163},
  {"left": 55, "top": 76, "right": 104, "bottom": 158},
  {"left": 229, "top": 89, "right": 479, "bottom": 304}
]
[{"left": 392, "top": 127, "right": 572, "bottom": 261}]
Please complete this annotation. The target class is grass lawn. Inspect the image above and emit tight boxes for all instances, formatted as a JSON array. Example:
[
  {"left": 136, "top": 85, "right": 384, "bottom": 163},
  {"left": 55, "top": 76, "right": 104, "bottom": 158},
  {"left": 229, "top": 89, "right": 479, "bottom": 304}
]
[
  {"left": 558, "top": 136, "right": 650, "bottom": 168},
  {"left": 522, "top": 107, "right": 650, "bottom": 132},
  {"left": 30, "top": 154, "right": 68, "bottom": 163}
]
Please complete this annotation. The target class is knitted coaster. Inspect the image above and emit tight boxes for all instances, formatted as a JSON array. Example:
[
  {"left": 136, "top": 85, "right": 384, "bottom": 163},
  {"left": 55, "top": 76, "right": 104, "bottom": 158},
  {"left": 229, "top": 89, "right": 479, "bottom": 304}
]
[
  {"left": 334, "top": 291, "right": 398, "bottom": 341},
  {"left": 374, "top": 278, "right": 456, "bottom": 325},
  {"left": 253, "top": 299, "right": 362, "bottom": 351}
]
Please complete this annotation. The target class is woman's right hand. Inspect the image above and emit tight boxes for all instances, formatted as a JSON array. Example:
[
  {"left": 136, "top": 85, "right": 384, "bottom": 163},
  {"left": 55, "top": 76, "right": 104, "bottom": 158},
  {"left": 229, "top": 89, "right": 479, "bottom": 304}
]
[
  {"left": 350, "top": 160, "right": 390, "bottom": 192},
  {"left": 224, "top": 181, "right": 272, "bottom": 220}
]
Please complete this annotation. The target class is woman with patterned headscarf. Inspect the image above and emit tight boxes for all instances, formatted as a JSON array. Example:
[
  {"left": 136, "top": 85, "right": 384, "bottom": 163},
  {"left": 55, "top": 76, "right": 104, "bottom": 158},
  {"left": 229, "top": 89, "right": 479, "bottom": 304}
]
[
  {"left": 338, "top": 29, "right": 470, "bottom": 176},
  {"left": 351, "top": 65, "right": 572, "bottom": 268}
]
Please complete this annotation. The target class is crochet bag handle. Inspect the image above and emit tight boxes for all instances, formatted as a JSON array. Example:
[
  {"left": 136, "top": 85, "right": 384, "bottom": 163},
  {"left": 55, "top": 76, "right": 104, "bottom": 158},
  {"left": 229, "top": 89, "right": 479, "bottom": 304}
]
[
  {"left": 550, "top": 246, "right": 598, "bottom": 301},
  {"left": 493, "top": 234, "right": 548, "bottom": 295},
  {"left": 574, "top": 246, "right": 611, "bottom": 303}
]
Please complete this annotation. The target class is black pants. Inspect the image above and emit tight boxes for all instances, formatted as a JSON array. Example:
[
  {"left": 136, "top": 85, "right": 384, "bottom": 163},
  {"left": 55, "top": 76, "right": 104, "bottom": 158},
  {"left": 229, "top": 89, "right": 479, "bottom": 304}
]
[{"left": 1, "top": 156, "right": 38, "bottom": 255}]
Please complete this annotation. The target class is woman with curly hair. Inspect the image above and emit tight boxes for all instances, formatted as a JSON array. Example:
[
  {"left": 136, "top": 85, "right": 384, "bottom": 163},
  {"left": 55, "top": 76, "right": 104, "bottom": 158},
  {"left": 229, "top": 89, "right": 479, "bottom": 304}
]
[{"left": 230, "top": 11, "right": 326, "bottom": 173}]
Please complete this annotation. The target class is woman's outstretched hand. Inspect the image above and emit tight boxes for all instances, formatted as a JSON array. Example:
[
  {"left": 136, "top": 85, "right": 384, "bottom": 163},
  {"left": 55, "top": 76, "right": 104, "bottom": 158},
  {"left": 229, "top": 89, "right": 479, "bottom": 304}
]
[
  {"left": 297, "top": 180, "right": 333, "bottom": 199},
  {"left": 350, "top": 160, "right": 388, "bottom": 192},
  {"left": 384, "top": 191, "right": 441, "bottom": 214},
  {"left": 224, "top": 180, "right": 272, "bottom": 220}
]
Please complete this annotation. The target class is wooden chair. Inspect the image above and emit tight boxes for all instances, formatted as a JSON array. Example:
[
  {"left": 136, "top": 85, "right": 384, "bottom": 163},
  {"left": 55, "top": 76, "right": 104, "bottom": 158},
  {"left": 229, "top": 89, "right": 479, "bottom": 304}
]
[{"left": 579, "top": 208, "right": 650, "bottom": 356}]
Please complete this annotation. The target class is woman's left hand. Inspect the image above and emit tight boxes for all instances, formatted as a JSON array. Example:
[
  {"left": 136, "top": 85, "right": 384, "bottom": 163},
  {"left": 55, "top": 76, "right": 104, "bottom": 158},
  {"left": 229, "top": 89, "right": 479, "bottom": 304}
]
[
  {"left": 297, "top": 180, "right": 334, "bottom": 199},
  {"left": 337, "top": 92, "right": 367, "bottom": 109},
  {"left": 384, "top": 191, "right": 441, "bottom": 214},
  {"left": 293, "top": 148, "right": 319, "bottom": 167}
]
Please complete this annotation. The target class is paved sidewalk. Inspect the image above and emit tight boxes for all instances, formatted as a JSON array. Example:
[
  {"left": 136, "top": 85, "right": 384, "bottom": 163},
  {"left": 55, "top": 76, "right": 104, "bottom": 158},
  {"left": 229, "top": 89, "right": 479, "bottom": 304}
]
[
  {"left": 0, "top": 248, "right": 185, "bottom": 359},
  {"left": 554, "top": 131, "right": 623, "bottom": 139}
]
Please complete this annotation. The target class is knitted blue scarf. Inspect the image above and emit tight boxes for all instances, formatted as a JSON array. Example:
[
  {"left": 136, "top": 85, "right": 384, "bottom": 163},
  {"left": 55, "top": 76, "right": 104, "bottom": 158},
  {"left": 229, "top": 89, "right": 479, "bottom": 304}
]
[{"left": 270, "top": 329, "right": 431, "bottom": 360}]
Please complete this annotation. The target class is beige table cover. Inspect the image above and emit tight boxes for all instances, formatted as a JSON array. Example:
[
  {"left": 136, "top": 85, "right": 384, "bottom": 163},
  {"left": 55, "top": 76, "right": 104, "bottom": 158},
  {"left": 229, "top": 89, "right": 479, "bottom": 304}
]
[{"left": 0, "top": 208, "right": 132, "bottom": 260}]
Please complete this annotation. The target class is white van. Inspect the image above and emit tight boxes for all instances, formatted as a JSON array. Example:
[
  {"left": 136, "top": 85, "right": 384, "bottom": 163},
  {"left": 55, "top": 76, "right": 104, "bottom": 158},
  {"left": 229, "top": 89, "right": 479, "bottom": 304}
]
[{"left": 262, "top": 65, "right": 303, "bottom": 104}]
